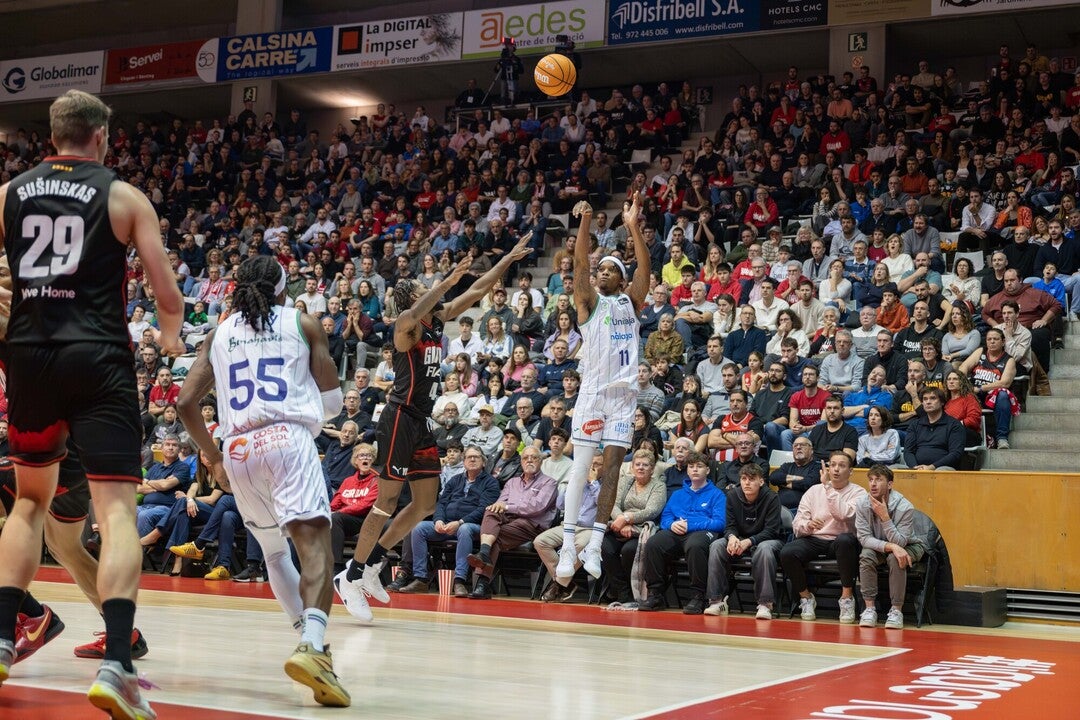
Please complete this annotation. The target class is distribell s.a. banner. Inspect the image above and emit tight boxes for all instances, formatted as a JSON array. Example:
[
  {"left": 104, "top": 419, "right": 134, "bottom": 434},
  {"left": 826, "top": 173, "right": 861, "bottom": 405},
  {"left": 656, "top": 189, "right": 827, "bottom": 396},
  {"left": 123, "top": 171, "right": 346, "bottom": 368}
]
[{"left": 607, "top": 1, "right": 826, "bottom": 46}]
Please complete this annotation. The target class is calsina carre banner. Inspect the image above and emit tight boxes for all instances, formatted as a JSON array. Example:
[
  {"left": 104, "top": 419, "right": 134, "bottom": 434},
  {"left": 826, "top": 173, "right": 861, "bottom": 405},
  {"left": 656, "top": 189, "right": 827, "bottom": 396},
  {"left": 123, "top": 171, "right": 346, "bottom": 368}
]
[
  {"left": 607, "top": 0, "right": 827, "bottom": 46},
  {"left": 0, "top": 51, "right": 103, "bottom": 103},
  {"left": 196, "top": 27, "right": 334, "bottom": 83}
]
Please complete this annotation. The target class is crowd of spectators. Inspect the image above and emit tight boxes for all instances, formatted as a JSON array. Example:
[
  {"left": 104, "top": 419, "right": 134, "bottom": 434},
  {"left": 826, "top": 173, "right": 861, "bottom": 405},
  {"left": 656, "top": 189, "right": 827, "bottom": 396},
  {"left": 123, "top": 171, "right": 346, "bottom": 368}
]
[{"left": 0, "top": 41, "right": 1072, "bottom": 614}]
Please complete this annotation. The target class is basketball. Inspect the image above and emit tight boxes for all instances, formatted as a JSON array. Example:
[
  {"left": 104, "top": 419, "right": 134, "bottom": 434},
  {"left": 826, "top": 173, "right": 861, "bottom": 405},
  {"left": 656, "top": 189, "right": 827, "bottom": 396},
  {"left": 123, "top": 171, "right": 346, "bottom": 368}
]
[{"left": 534, "top": 53, "right": 576, "bottom": 97}]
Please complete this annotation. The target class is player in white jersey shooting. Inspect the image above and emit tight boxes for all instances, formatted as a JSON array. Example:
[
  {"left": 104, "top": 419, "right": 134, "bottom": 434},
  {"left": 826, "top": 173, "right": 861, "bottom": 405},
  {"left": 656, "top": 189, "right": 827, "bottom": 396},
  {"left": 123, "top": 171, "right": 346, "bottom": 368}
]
[
  {"left": 555, "top": 192, "right": 651, "bottom": 583},
  {"left": 177, "top": 256, "right": 350, "bottom": 708}
]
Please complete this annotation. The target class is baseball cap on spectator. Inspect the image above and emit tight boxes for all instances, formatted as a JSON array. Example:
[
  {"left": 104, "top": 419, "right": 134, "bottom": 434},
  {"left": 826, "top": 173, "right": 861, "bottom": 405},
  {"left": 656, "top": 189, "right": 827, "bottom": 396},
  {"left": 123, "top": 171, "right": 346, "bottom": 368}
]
[
  {"left": 478, "top": 404, "right": 495, "bottom": 415},
  {"left": 503, "top": 426, "right": 522, "bottom": 441},
  {"left": 767, "top": 226, "right": 782, "bottom": 235}
]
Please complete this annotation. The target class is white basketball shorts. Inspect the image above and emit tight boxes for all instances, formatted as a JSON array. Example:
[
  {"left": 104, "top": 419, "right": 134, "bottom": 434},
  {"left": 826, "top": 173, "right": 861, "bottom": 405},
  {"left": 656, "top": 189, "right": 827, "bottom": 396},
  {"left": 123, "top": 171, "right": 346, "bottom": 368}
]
[{"left": 571, "top": 385, "right": 637, "bottom": 449}]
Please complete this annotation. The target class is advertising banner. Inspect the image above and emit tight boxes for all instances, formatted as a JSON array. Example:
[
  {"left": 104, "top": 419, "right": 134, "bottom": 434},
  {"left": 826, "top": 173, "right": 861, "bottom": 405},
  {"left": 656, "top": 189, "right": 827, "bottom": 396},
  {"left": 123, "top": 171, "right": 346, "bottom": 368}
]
[
  {"left": 0, "top": 51, "right": 103, "bottom": 103},
  {"left": 461, "top": 0, "right": 606, "bottom": 59},
  {"left": 104, "top": 40, "right": 206, "bottom": 86},
  {"left": 332, "top": 13, "right": 463, "bottom": 71},
  {"left": 197, "top": 27, "right": 333, "bottom": 83},
  {"left": 607, "top": 0, "right": 827, "bottom": 46},
  {"left": 830, "top": 0, "right": 929, "bottom": 25},
  {"left": 933, "top": 0, "right": 1076, "bottom": 15}
]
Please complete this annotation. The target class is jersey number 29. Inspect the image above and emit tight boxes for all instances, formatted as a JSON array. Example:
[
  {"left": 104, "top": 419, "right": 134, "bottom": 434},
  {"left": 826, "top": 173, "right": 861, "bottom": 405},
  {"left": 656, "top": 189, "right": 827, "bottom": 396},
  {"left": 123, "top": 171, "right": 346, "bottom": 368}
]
[
  {"left": 228, "top": 358, "right": 287, "bottom": 410},
  {"left": 19, "top": 214, "right": 84, "bottom": 279}
]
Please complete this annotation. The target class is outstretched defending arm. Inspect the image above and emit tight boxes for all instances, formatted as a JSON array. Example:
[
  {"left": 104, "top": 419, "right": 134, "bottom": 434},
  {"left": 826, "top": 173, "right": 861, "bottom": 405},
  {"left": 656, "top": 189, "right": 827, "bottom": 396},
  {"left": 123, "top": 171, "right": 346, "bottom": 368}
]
[
  {"left": 394, "top": 258, "right": 472, "bottom": 352},
  {"left": 438, "top": 232, "right": 534, "bottom": 320},
  {"left": 623, "top": 191, "right": 651, "bottom": 313},
  {"left": 572, "top": 201, "right": 598, "bottom": 324}
]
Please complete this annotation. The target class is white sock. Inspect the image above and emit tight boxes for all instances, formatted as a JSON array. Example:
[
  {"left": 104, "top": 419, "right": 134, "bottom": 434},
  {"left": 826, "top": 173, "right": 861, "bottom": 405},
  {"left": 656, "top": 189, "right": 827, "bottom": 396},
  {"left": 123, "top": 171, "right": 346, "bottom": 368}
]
[
  {"left": 300, "top": 608, "right": 328, "bottom": 652},
  {"left": 562, "top": 445, "right": 597, "bottom": 534},
  {"left": 587, "top": 522, "right": 606, "bottom": 551},
  {"left": 251, "top": 526, "right": 304, "bottom": 627}
]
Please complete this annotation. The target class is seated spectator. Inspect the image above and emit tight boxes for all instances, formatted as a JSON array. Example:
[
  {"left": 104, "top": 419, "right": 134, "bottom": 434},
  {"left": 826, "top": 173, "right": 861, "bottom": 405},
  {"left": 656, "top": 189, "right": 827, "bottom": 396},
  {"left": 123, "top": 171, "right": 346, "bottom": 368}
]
[
  {"left": 538, "top": 337, "right": 578, "bottom": 388},
  {"left": 639, "top": 286, "right": 676, "bottom": 343},
  {"left": 861, "top": 330, "right": 907, "bottom": 393},
  {"left": 857, "top": 404, "right": 902, "bottom": 467},
  {"left": 396, "top": 446, "right": 499, "bottom": 597},
  {"left": 940, "top": 303, "right": 981, "bottom": 365},
  {"left": 432, "top": 403, "right": 469, "bottom": 457},
  {"left": 319, "top": 389, "right": 372, "bottom": 451},
  {"left": 724, "top": 305, "right": 768, "bottom": 367},
  {"left": 667, "top": 398, "right": 709, "bottom": 454},
  {"left": 601, "top": 449, "right": 667, "bottom": 608},
  {"left": 944, "top": 370, "right": 983, "bottom": 446},
  {"left": 903, "top": 387, "right": 966, "bottom": 470},
  {"left": 639, "top": 451, "right": 727, "bottom": 614},
  {"left": 765, "top": 309, "right": 810, "bottom": 357},
  {"left": 462, "top": 405, "right": 504, "bottom": 458},
  {"left": 540, "top": 428, "right": 574, "bottom": 487},
  {"left": 707, "top": 391, "right": 765, "bottom": 461},
  {"left": 842, "top": 366, "right": 893, "bottom": 434},
  {"left": 818, "top": 329, "right": 864, "bottom": 394},
  {"left": 135, "top": 435, "right": 193, "bottom": 546},
  {"left": 328, "top": 444, "right": 380, "bottom": 571},
  {"left": 850, "top": 305, "right": 887, "bottom": 359},
  {"left": 535, "top": 455, "right": 603, "bottom": 602},
  {"left": 856, "top": 465, "right": 927, "bottom": 630},
  {"left": 143, "top": 449, "right": 225, "bottom": 575},
  {"left": 718, "top": 432, "right": 770, "bottom": 489},
  {"left": 894, "top": 300, "right": 943, "bottom": 360},
  {"left": 168, "top": 489, "right": 251, "bottom": 580},
  {"left": 781, "top": 365, "right": 829, "bottom": 450},
  {"left": 807, "top": 395, "right": 859, "bottom": 463},
  {"left": 149, "top": 404, "right": 184, "bottom": 447},
  {"left": 650, "top": 354, "right": 684, "bottom": 397},
  {"left": 433, "top": 371, "right": 474, "bottom": 422},
  {"left": 958, "top": 327, "right": 1018, "bottom": 449},
  {"left": 982, "top": 269, "right": 1060, "bottom": 373},
  {"left": 704, "top": 464, "right": 784, "bottom": 619},
  {"left": 775, "top": 337, "right": 815, "bottom": 389},
  {"left": 466, "top": 447, "right": 557, "bottom": 599},
  {"left": 488, "top": 426, "right": 523, "bottom": 487},
  {"left": 531, "top": 397, "right": 572, "bottom": 453},
  {"left": 322, "top": 420, "right": 360, "bottom": 493},
  {"left": 751, "top": 278, "right": 789, "bottom": 332},
  {"left": 673, "top": 282, "right": 718, "bottom": 353},
  {"left": 148, "top": 367, "right": 180, "bottom": 418},
  {"left": 875, "top": 283, "right": 909, "bottom": 334},
  {"left": 769, "top": 436, "right": 821, "bottom": 511},
  {"left": 644, "top": 313, "right": 685, "bottom": 365},
  {"left": 780, "top": 451, "right": 867, "bottom": 623},
  {"left": 634, "top": 363, "right": 667, "bottom": 422}
]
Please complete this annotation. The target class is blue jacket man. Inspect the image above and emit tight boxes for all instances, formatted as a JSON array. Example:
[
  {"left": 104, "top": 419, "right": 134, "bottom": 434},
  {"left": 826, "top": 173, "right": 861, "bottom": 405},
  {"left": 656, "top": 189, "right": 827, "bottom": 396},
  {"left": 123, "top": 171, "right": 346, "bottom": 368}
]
[{"left": 640, "top": 452, "right": 727, "bottom": 614}]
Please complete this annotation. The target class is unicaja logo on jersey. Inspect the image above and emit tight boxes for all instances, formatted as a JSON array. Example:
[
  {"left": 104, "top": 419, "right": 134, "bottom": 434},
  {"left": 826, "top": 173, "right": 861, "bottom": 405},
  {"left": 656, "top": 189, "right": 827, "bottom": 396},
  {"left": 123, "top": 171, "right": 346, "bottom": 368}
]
[
  {"left": 2, "top": 67, "right": 25, "bottom": 93},
  {"left": 582, "top": 419, "right": 605, "bottom": 435},
  {"left": 228, "top": 437, "right": 250, "bottom": 462}
]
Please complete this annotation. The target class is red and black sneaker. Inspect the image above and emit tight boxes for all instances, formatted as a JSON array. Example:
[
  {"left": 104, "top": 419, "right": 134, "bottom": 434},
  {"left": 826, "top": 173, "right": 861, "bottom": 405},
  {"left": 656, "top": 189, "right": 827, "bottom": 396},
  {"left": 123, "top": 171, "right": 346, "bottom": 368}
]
[
  {"left": 73, "top": 628, "right": 149, "bottom": 660},
  {"left": 14, "top": 605, "right": 66, "bottom": 663}
]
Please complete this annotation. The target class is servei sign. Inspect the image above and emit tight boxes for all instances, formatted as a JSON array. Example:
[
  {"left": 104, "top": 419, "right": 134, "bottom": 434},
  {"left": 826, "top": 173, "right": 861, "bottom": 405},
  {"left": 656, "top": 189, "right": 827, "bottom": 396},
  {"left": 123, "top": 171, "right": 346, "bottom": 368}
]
[
  {"left": 0, "top": 51, "right": 103, "bottom": 103},
  {"left": 105, "top": 40, "right": 206, "bottom": 86},
  {"left": 196, "top": 27, "right": 333, "bottom": 83}
]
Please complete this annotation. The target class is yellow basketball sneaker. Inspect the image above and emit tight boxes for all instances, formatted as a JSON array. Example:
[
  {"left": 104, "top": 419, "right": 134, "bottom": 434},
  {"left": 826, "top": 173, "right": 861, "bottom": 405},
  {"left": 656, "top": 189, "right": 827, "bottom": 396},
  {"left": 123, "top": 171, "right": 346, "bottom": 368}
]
[
  {"left": 203, "top": 566, "right": 231, "bottom": 581},
  {"left": 284, "top": 642, "right": 351, "bottom": 707},
  {"left": 169, "top": 542, "right": 204, "bottom": 560}
]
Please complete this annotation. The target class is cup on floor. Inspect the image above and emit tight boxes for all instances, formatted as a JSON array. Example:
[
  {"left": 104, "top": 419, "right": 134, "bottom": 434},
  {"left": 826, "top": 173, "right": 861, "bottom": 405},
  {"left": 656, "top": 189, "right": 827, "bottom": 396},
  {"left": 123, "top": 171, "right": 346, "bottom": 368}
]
[{"left": 438, "top": 569, "right": 454, "bottom": 597}]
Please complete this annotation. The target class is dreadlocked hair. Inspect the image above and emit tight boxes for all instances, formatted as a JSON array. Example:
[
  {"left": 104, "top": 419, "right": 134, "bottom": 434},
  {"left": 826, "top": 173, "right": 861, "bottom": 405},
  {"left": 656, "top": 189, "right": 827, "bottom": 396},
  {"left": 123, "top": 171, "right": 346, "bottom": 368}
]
[
  {"left": 393, "top": 278, "right": 419, "bottom": 312},
  {"left": 233, "top": 256, "right": 281, "bottom": 332}
]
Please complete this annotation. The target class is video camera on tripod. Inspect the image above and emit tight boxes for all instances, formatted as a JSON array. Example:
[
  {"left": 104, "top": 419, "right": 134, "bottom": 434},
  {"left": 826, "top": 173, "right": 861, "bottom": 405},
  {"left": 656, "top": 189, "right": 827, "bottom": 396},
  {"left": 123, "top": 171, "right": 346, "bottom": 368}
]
[{"left": 485, "top": 36, "right": 523, "bottom": 105}]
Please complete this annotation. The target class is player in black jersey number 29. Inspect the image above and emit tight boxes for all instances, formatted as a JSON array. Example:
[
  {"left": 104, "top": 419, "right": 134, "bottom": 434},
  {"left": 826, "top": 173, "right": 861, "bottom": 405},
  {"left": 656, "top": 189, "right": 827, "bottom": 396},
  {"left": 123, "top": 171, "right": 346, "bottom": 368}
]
[
  {"left": 335, "top": 232, "right": 533, "bottom": 621},
  {"left": 0, "top": 90, "right": 184, "bottom": 720}
]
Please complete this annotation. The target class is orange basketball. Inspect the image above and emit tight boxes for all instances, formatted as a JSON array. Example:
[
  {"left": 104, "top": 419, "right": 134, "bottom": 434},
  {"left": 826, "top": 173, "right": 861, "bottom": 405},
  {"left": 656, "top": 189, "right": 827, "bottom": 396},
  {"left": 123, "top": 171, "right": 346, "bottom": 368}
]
[{"left": 534, "top": 53, "right": 576, "bottom": 97}]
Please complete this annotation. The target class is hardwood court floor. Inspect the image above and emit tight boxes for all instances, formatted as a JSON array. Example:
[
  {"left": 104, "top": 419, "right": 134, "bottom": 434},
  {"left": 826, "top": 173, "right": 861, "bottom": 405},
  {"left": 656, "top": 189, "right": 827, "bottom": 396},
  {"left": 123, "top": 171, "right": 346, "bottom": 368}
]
[{"left": 1, "top": 567, "right": 1077, "bottom": 719}]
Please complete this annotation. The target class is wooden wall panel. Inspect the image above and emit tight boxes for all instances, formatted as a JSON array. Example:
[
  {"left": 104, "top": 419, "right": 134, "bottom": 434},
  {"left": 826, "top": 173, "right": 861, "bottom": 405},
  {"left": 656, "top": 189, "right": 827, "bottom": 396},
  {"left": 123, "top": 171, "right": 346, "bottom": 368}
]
[{"left": 849, "top": 470, "right": 1080, "bottom": 591}]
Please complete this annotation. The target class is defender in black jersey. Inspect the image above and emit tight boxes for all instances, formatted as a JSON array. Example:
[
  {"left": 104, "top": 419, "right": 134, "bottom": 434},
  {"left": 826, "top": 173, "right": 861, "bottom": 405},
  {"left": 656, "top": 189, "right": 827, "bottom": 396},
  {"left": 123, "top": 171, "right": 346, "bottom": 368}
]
[
  {"left": 334, "top": 232, "right": 534, "bottom": 621},
  {"left": 0, "top": 90, "right": 182, "bottom": 718}
]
